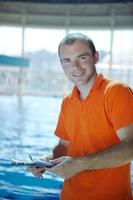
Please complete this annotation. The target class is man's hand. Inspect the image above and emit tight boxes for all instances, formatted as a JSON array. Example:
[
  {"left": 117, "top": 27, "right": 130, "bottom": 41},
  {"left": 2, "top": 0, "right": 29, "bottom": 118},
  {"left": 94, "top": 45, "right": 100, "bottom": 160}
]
[
  {"left": 27, "top": 154, "right": 53, "bottom": 178},
  {"left": 45, "top": 156, "right": 85, "bottom": 179},
  {"left": 27, "top": 166, "right": 45, "bottom": 178}
]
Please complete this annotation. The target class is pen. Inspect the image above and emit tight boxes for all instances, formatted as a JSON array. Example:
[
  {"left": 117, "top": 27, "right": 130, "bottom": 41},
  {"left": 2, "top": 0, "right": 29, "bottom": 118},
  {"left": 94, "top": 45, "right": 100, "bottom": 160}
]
[{"left": 29, "top": 154, "right": 33, "bottom": 161}]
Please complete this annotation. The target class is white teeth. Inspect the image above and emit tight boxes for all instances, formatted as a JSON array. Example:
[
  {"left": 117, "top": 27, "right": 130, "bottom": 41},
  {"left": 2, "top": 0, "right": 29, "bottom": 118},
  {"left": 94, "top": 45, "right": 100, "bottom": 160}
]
[{"left": 73, "top": 73, "right": 83, "bottom": 77}]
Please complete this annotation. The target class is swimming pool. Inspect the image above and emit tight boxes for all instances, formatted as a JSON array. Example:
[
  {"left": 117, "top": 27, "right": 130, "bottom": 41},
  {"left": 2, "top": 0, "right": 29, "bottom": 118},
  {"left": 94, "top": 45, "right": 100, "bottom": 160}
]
[
  {"left": 0, "top": 95, "right": 63, "bottom": 200},
  {"left": 0, "top": 95, "right": 132, "bottom": 200}
]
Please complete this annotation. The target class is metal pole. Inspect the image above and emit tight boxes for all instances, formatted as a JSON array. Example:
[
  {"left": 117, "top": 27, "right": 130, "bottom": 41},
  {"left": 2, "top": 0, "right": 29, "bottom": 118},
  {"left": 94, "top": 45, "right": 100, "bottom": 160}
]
[
  {"left": 109, "top": 16, "right": 114, "bottom": 79},
  {"left": 18, "top": 11, "right": 26, "bottom": 95},
  {"left": 63, "top": 13, "right": 70, "bottom": 95}
]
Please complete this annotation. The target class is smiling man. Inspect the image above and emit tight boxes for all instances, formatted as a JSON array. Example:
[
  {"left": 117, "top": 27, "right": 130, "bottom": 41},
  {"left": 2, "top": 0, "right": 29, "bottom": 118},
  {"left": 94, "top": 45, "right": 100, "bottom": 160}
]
[{"left": 30, "top": 33, "right": 133, "bottom": 200}]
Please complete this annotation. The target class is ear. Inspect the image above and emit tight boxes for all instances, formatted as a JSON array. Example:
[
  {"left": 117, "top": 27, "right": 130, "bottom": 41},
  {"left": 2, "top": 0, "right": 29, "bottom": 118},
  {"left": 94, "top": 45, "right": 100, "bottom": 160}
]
[{"left": 94, "top": 51, "right": 99, "bottom": 64}]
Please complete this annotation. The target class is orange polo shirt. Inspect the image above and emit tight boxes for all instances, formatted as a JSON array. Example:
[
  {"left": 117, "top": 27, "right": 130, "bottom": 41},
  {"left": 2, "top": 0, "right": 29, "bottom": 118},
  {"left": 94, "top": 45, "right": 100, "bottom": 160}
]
[{"left": 54, "top": 74, "right": 133, "bottom": 200}]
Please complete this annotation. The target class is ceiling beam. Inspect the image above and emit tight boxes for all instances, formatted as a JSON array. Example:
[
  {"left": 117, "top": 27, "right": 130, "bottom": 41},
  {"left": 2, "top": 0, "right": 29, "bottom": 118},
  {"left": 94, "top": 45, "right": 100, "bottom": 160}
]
[
  {"left": 2, "top": 0, "right": 133, "bottom": 4},
  {"left": 0, "top": 1, "right": 133, "bottom": 29},
  {"left": 0, "top": 12, "right": 132, "bottom": 29}
]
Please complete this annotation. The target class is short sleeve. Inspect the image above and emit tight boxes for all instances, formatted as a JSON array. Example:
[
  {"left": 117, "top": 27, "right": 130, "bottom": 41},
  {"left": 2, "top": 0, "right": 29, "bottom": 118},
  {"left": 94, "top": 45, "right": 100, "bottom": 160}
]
[
  {"left": 54, "top": 99, "right": 69, "bottom": 140},
  {"left": 106, "top": 84, "right": 133, "bottom": 131}
]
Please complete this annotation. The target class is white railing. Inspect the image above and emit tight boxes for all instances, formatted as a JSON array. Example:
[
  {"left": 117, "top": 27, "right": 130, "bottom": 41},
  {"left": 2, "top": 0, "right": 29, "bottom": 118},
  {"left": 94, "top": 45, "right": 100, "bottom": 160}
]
[{"left": 0, "top": 64, "right": 132, "bottom": 96}]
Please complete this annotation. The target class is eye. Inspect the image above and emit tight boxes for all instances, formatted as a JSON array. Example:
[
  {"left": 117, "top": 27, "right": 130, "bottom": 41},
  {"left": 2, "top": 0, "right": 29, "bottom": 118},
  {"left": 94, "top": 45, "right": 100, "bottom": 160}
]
[
  {"left": 62, "top": 58, "right": 70, "bottom": 64},
  {"left": 80, "top": 56, "right": 87, "bottom": 60}
]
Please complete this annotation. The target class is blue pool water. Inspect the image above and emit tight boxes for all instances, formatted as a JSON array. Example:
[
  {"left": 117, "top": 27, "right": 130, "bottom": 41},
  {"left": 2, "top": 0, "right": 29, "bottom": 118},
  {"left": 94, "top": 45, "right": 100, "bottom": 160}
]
[
  {"left": 0, "top": 95, "right": 63, "bottom": 200},
  {"left": 0, "top": 95, "right": 133, "bottom": 200}
]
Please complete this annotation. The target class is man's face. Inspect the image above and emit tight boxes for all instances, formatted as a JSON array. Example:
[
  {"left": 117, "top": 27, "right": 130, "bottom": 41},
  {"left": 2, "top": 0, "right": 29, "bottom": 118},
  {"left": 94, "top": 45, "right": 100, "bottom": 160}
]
[{"left": 59, "top": 40, "right": 99, "bottom": 86}]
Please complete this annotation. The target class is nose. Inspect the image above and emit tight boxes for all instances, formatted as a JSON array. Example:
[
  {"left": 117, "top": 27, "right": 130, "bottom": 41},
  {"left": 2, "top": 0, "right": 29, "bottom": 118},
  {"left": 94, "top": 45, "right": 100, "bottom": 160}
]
[{"left": 72, "top": 59, "right": 81, "bottom": 70}]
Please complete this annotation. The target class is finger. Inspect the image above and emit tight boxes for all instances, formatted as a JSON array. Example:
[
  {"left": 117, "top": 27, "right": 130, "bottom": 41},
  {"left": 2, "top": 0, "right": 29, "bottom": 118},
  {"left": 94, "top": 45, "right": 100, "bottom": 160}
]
[
  {"left": 35, "top": 170, "right": 44, "bottom": 177},
  {"left": 32, "top": 169, "right": 45, "bottom": 177},
  {"left": 49, "top": 157, "right": 65, "bottom": 164},
  {"left": 27, "top": 166, "right": 45, "bottom": 175}
]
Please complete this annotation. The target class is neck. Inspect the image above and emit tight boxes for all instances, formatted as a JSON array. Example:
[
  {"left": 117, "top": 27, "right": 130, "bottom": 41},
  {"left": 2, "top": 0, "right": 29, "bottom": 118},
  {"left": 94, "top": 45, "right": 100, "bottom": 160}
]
[{"left": 77, "top": 72, "right": 97, "bottom": 99}]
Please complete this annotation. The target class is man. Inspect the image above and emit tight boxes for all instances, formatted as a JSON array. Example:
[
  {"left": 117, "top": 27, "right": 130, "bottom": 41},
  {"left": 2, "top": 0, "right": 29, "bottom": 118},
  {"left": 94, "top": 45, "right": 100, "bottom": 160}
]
[{"left": 30, "top": 33, "right": 133, "bottom": 200}]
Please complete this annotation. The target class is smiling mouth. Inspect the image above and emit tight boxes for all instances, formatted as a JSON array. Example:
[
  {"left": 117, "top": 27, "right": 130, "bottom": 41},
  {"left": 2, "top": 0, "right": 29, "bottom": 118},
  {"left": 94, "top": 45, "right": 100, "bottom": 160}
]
[{"left": 72, "top": 72, "right": 84, "bottom": 77}]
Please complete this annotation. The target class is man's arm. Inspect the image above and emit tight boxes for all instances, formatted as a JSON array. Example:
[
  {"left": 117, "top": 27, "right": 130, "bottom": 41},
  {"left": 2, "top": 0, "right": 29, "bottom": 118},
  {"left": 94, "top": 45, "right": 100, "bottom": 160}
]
[
  {"left": 46, "top": 124, "right": 133, "bottom": 179},
  {"left": 53, "top": 139, "right": 69, "bottom": 159},
  {"left": 82, "top": 124, "right": 133, "bottom": 169}
]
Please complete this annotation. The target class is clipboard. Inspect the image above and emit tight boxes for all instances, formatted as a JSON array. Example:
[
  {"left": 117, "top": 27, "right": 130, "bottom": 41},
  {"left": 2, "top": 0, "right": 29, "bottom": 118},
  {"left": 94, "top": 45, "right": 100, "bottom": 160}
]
[{"left": 11, "top": 158, "right": 54, "bottom": 168}]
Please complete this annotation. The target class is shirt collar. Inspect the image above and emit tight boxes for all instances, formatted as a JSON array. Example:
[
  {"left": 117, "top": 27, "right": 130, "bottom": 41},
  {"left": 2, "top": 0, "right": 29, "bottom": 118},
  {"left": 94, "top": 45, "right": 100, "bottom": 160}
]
[{"left": 70, "top": 73, "right": 104, "bottom": 99}]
